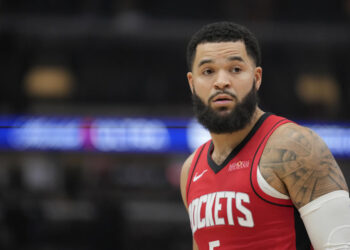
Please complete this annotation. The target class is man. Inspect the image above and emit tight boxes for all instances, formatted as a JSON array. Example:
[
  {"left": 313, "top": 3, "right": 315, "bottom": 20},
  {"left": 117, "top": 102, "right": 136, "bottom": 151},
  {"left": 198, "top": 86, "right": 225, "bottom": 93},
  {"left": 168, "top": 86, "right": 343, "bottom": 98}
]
[{"left": 180, "top": 22, "right": 350, "bottom": 250}]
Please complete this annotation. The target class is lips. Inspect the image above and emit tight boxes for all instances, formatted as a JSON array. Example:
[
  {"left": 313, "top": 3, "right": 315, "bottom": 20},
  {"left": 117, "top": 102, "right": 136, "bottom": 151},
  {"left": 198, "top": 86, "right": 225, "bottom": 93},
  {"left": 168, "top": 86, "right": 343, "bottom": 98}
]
[{"left": 212, "top": 94, "right": 234, "bottom": 102}]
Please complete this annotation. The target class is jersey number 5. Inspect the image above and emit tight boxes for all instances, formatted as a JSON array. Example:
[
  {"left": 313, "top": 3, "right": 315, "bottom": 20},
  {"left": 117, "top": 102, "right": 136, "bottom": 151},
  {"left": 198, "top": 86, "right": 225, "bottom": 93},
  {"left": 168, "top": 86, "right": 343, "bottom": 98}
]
[{"left": 209, "top": 240, "right": 220, "bottom": 250}]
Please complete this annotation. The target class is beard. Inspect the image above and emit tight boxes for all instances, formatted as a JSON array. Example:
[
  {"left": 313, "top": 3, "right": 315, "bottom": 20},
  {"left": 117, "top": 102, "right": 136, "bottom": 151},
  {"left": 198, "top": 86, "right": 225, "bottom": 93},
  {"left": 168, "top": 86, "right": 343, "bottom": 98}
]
[{"left": 192, "top": 81, "right": 258, "bottom": 134}]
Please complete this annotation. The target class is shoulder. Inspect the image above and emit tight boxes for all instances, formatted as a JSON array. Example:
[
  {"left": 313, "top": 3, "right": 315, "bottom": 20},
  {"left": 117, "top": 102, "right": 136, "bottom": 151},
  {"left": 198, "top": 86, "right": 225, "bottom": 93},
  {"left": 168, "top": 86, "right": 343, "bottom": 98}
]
[
  {"left": 260, "top": 122, "right": 348, "bottom": 209},
  {"left": 263, "top": 122, "right": 329, "bottom": 161},
  {"left": 263, "top": 122, "right": 316, "bottom": 156},
  {"left": 180, "top": 151, "right": 196, "bottom": 209}
]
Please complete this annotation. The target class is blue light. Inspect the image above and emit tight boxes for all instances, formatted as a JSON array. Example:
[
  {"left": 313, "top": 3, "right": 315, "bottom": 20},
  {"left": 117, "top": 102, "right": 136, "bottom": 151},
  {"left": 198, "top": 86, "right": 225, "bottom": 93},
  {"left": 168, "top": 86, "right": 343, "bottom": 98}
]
[
  {"left": 90, "top": 118, "right": 170, "bottom": 152},
  {"left": 0, "top": 115, "right": 349, "bottom": 158},
  {"left": 6, "top": 116, "right": 83, "bottom": 151},
  {"left": 308, "top": 125, "right": 350, "bottom": 158}
]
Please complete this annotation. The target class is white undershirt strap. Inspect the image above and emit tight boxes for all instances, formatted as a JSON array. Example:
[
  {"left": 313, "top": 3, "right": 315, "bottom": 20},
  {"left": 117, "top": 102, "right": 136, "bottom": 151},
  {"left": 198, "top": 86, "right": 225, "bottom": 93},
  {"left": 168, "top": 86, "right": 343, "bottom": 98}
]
[{"left": 257, "top": 166, "right": 289, "bottom": 200}]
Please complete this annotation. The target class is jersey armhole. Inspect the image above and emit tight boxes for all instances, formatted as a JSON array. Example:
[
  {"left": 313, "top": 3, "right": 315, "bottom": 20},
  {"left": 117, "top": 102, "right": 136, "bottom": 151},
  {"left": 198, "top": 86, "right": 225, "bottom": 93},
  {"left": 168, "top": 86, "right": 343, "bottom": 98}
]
[
  {"left": 250, "top": 118, "right": 294, "bottom": 206},
  {"left": 257, "top": 166, "right": 290, "bottom": 200}
]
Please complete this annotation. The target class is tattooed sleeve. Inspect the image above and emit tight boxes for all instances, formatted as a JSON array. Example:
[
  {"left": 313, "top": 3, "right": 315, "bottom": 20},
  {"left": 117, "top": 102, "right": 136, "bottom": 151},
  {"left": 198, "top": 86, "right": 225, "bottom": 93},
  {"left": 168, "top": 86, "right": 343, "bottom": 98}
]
[{"left": 260, "top": 123, "right": 348, "bottom": 209}]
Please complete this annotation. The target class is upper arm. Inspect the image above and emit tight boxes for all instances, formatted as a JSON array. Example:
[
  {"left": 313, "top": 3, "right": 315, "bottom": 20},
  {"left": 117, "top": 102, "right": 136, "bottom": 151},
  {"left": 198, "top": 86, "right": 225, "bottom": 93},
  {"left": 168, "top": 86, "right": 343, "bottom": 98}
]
[
  {"left": 260, "top": 123, "right": 348, "bottom": 209},
  {"left": 180, "top": 153, "right": 199, "bottom": 250},
  {"left": 180, "top": 152, "right": 195, "bottom": 210}
]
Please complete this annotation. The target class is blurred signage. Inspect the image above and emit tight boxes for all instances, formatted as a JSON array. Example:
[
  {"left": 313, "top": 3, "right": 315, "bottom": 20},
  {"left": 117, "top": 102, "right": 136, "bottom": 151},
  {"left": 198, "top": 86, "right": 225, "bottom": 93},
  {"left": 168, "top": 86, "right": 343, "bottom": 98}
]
[
  {"left": 306, "top": 125, "right": 350, "bottom": 158},
  {"left": 89, "top": 118, "right": 170, "bottom": 152},
  {"left": 0, "top": 116, "right": 349, "bottom": 158},
  {"left": 8, "top": 117, "right": 83, "bottom": 150}
]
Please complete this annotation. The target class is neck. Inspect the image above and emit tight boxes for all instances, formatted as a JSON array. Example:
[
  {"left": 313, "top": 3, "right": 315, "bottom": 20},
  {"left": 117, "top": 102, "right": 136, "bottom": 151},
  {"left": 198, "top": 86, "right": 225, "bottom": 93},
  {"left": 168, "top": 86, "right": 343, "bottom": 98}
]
[{"left": 210, "top": 108, "right": 264, "bottom": 162}]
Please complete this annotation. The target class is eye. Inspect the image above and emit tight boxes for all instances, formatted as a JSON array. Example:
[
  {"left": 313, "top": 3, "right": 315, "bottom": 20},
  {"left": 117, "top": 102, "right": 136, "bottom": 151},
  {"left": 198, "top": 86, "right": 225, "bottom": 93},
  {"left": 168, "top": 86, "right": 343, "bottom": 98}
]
[
  {"left": 202, "top": 68, "right": 214, "bottom": 75},
  {"left": 231, "top": 66, "right": 241, "bottom": 73}
]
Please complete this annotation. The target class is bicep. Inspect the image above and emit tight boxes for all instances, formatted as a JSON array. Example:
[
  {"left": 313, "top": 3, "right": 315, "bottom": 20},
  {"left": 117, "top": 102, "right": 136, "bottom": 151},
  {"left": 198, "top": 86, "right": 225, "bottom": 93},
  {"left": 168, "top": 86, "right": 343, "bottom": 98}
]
[
  {"left": 283, "top": 127, "right": 348, "bottom": 208},
  {"left": 181, "top": 154, "right": 198, "bottom": 249},
  {"left": 193, "top": 239, "right": 198, "bottom": 250},
  {"left": 261, "top": 124, "right": 348, "bottom": 209},
  {"left": 180, "top": 153, "right": 195, "bottom": 209}
]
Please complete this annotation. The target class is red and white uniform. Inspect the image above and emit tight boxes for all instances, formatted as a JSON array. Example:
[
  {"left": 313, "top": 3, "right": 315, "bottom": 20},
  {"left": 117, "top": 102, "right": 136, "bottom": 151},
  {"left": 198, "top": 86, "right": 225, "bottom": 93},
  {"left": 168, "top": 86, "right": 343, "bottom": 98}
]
[{"left": 186, "top": 113, "right": 313, "bottom": 250}]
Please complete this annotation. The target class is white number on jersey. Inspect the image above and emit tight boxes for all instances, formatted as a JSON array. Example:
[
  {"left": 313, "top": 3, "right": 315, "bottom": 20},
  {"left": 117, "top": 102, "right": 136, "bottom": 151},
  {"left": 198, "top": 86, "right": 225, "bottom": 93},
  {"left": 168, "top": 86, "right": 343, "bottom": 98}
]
[{"left": 209, "top": 240, "right": 220, "bottom": 250}]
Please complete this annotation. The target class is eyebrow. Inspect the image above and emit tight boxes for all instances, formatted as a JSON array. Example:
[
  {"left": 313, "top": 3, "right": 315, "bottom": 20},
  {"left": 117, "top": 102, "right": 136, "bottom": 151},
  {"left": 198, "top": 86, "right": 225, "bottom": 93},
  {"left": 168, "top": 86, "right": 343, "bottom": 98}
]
[
  {"left": 227, "top": 56, "right": 244, "bottom": 62},
  {"left": 197, "top": 56, "right": 245, "bottom": 68},
  {"left": 197, "top": 59, "right": 213, "bottom": 68}
]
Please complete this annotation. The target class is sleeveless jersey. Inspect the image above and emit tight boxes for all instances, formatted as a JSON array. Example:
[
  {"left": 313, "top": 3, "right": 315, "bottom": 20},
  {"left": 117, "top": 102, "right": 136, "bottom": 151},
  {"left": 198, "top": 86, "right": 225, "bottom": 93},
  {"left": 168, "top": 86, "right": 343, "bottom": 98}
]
[{"left": 186, "top": 113, "right": 312, "bottom": 250}]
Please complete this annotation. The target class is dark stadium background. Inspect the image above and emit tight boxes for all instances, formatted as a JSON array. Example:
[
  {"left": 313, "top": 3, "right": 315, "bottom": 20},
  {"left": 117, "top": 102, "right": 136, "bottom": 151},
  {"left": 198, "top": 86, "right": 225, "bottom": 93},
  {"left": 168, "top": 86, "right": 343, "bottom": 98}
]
[{"left": 0, "top": 1, "right": 349, "bottom": 249}]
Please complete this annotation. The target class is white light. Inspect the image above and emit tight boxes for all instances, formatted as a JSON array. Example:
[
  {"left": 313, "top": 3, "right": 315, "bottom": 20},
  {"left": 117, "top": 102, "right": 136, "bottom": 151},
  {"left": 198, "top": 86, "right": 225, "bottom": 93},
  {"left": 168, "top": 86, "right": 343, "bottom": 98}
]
[{"left": 187, "top": 119, "right": 211, "bottom": 152}]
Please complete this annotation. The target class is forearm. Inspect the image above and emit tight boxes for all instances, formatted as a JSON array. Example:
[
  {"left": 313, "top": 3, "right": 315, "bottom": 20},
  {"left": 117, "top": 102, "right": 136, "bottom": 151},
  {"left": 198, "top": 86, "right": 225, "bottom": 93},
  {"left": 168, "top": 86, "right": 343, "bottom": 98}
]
[{"left": 299, "top": 190, "right": 350, "bottom": 250}]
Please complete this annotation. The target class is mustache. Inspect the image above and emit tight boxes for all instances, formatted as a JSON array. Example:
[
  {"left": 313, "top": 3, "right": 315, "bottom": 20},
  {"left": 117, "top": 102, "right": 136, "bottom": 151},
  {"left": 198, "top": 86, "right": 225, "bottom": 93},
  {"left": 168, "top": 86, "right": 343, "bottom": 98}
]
[{"left": 208, "top": 90, "right": 237, "bottom": 103}]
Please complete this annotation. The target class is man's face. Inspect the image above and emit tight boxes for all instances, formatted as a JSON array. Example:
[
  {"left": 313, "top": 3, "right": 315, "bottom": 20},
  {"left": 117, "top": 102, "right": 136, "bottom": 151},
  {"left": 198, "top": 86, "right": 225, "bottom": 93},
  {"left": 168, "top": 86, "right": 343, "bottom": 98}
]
[
  {"left": 192, "top": 80, "right": 258, "bottom": 133},
  {"left": 187, "top": 41, "right": 262, "bottom": 133}
]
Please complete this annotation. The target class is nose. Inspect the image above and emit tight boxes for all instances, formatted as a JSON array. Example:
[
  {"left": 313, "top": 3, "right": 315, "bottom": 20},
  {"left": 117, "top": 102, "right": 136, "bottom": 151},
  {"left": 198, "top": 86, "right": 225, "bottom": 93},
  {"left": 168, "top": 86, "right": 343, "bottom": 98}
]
[{"left": 214, "top": 70, "right": 231, "bottom": 90}]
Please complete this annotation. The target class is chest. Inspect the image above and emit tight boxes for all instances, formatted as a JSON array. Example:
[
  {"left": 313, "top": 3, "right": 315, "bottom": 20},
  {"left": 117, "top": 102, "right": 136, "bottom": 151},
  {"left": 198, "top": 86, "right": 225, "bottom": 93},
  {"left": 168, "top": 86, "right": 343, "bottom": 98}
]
[{"left": 191, "top": 159, "right": 251, "bottom": 195}]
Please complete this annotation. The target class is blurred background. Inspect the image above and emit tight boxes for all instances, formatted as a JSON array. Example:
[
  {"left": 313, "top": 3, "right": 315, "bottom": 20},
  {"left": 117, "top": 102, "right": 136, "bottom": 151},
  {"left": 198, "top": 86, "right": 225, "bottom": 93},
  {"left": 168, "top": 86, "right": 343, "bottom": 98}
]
[{"left": 0, "top": 0, "right": 349, "bottom": 249}]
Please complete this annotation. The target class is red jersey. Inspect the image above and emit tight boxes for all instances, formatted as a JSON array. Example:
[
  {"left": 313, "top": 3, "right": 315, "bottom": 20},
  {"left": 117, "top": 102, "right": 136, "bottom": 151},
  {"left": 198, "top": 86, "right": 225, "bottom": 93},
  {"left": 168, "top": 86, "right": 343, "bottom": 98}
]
[{"left": 186, "top": 113, "right": 312, "bottom": 250}]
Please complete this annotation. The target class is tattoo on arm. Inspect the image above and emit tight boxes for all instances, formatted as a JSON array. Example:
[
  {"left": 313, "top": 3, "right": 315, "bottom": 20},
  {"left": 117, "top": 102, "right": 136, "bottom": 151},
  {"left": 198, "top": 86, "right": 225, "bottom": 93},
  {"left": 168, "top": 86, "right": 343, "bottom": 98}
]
[{"left": 260, "top": 125, "right": 348, "bottom": 209}]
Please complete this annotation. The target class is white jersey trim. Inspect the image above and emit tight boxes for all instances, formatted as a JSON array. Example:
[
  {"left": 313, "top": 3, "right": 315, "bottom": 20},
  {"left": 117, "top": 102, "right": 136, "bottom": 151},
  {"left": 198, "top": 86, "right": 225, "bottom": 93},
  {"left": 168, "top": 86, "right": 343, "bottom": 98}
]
[{"left": 257, "top": 166, "right": 290, "bottom": 200}]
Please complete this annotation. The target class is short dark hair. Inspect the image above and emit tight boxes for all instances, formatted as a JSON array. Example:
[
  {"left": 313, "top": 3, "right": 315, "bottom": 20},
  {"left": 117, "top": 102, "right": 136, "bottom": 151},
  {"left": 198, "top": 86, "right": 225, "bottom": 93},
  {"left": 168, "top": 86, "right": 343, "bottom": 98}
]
[{"left": 186, "top": 22, "right": 261, "bottom": 70}]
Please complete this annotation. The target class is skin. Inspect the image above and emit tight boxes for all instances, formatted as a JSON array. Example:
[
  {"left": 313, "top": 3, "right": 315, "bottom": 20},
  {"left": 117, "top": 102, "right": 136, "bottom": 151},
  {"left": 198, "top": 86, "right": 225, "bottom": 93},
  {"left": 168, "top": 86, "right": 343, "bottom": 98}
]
[
  {"left": 260, "top": 123, "right": 348, "bottom": 209},
  {"left": 180, "top": 41, "right": 349, "bottom": 249},
  {"left": 187, "top": 42, "right": 263, "bottom": 160}
]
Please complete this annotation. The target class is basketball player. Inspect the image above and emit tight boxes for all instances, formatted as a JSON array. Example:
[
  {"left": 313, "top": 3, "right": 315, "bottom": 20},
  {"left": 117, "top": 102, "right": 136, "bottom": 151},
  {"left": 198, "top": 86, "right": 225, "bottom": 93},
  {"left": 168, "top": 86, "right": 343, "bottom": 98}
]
[{"left": 180, "top": 22, "right": 350, "bottom": 250}]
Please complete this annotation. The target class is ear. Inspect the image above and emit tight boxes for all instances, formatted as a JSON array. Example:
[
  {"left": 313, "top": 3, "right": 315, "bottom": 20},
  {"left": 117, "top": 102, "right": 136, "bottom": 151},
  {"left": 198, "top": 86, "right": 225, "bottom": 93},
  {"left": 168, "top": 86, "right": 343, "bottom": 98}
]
[
  {"left": 187, "top": 72, "right": 194, "bottom": 93},
  {"left": 254, "top": 67, "right": 262, "bottom": 90}
]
